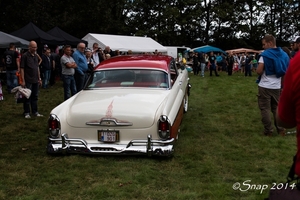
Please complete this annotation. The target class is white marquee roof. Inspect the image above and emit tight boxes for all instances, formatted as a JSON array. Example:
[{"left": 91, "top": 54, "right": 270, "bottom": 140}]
[{"left": 82, "top": 33, "right": 167, "bottom": 53}]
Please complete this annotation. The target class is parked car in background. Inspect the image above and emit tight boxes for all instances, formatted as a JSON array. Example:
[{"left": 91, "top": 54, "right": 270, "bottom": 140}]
[{"left": 47, "top": 55, "right": 191, "bottom": 157}]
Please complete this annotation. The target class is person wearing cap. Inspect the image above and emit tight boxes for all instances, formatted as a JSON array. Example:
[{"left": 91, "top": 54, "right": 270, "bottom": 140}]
[
  {"left": 291, "top": 36, "right": 300, "bottom": 58},
  {"left": 85, "top": 48, "right": 95, "bottom": 73},
  {"left": 73, "top": 42, "right": 88, "bottom": 92}
]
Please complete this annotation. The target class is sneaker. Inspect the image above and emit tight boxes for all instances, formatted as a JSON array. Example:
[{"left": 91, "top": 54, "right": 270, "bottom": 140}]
[
  {"left": 25, "top": 114, "right": 31, "bottom": 119},
  {"left": 34, "top": 112, "right": 43, "bottom": 117}
]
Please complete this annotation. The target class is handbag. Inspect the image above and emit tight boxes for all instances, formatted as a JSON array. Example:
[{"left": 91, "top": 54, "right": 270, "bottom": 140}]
[{"left": 16, "top": 93, "right": 26, "bottom": 103}]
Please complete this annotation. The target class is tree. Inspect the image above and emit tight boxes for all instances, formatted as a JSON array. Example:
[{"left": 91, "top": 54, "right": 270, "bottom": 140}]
[{"left": 0, "top": 0, "right": 299, "bottom": 50}]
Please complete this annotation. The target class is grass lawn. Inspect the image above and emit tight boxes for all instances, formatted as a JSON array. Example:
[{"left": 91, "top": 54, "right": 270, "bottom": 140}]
[{"left": 0, "top": 70, "right": 297, "bottom": 200}]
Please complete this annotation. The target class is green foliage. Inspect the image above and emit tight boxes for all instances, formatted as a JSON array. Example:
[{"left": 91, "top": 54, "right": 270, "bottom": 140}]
[
  {"left": 0, "top": 0, "right": 299, "bottom": 49},
  {"left": 0, "top": 71, "right": 296, "bottom": 199}
]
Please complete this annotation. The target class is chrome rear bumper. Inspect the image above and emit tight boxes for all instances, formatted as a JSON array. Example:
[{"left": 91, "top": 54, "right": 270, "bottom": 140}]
[{"left": 47, "top": 133, "right": 174, "bottom": 157}]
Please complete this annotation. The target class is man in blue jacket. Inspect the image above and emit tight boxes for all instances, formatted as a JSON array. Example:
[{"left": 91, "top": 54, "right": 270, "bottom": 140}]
[
  {"left": 256, "top": 34, "right": 290, "bottom": 136},
  {"left": 73, "top": 42, "right": 88, "bottom": 92}
]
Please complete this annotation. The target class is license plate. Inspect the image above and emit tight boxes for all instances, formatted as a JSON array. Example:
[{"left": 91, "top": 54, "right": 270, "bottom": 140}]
[{"left": 98, "top": 130, "right": 119, "bottom": 142}]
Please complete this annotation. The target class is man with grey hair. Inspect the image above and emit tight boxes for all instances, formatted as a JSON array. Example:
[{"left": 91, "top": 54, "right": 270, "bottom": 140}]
[
  {"left": 104, "top": 46, "right": 115, "bottom": 57},
  {"left": 73, "top": 42, "right": 88, "bottom": 92}
]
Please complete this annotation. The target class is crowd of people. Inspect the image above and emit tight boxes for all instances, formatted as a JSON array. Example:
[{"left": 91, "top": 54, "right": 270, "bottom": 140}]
[
  {"left": 186, "top": 35, "right": 297, "bottom": 138},
  {"left": 0, "top": 36, "right": 297, "bottom": 137},
  {"left": 1, "top": 34, "right": 300, "bottom": 198},
  {"left": 0, "top": 41, "right": 163, "bottom": 118},
  {"left": 186, "top": 36, "right": 300, "bottom": 198},
  {"left": 0, "top": 42, "right": 115, "bottom": 118},
  {"left": 187, "top": 50, "right": 260, "bottom": 77},
  {"left": 59, "top": 42, "right": 118, "bottom": 101}
]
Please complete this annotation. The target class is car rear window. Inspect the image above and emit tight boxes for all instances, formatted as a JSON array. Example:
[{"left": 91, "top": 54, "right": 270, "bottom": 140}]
[{"left": 86, "top": 69, "right": 169, "bottom": 89}]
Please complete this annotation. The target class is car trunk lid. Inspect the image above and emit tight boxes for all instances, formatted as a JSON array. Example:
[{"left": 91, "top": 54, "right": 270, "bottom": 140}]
[{"left": 66, "top": 89, "right": 168, "bottom": 128}]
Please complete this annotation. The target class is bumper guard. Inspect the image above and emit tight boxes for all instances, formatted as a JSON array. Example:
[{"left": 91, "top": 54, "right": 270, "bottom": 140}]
[{"left": 47, "top": 133, "right": 174, "bottom": 157}]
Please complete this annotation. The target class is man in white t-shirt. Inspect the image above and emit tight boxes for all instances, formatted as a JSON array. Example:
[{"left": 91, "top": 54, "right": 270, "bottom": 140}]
[{"left": 256, "top": 34, "right": 289, "bottom": 136}]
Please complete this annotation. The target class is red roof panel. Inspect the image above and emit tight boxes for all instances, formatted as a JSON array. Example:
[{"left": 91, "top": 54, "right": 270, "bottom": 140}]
[{"left": 95, "top": 55, "right": 173, "bottom": 72}]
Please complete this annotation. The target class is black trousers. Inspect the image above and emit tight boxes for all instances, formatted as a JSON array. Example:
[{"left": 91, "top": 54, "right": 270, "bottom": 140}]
[
  {"left": 228, "top": 65, "right": 233, "bottom": 75},
  {"left": 193, "top": 64, "right": 200, "bottom": 75},
  {"left": 50, "top": 68, "right": 56, "bottom": 86}
]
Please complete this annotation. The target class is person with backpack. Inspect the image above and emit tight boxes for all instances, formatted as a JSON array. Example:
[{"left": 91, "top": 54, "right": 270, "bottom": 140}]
[
  {"left": 257, "top": 34, "right": 289, "bottom": 136},
  {"left": 2, "top": 43, "right": 20, "bottom": 93}
]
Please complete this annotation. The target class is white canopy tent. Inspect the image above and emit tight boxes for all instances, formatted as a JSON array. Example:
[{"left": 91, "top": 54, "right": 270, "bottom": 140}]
[
  {"left": 0, "top": 31, "right": 29, "bottom": 49},
  {"left": 82, "top": 33, "right": 167, "bottom": 54}
]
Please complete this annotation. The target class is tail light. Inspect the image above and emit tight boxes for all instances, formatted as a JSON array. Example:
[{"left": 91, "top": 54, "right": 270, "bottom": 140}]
[
  {"left": 158, "top": 115, "right": 170, "bottom": 140},
  {"left": 48, "top": 114, "right": 61, "bottom": 138},
  {"left": 187, "top": 83, "right": 191, "bottom": 96}
]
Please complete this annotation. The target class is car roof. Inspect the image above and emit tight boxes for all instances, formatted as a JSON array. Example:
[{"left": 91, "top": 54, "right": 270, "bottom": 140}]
[{"left": 95, "top": 55, "right": 174, "bottom": 72}]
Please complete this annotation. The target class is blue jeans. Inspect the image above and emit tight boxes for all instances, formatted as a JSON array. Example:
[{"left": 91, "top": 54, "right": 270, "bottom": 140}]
[
  {"left": 42, "top": 70, "right": 51, "bottom": 88},
  {"left": 6, "top": 70, "right": 18, "bottom": 93},
  {"left": 62, "top": 75, "right": 77, "bottom": 101},
  {"left": 75, "top": 71, "right": 87, "bottom": 92},
  {"left": 200, "top": 63, "right": 206, "bottom": 76},
  {"left": 245, "top": 64, "right": 252, "bottom": 76},
  {"left": 252, "top": 63, "right": 258, "bottom": 70},
  {"left": 23, "top": 82, "right": 39, "bottom": 115},
  {"left": 209, "top": 64, "right": 219, "bottom": 76}
]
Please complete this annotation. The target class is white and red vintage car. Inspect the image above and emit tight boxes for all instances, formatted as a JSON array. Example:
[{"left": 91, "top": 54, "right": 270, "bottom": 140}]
[{"left": 47, "top": 55, "right": 191, "bottom": 157}]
